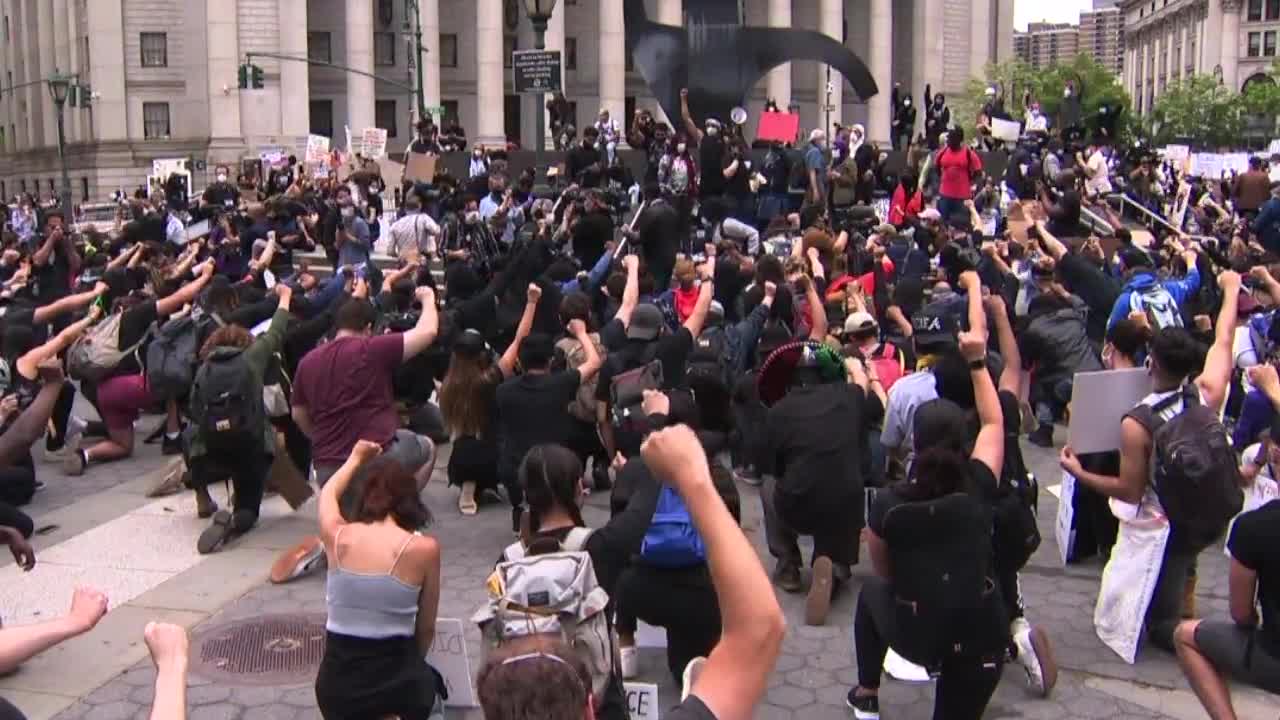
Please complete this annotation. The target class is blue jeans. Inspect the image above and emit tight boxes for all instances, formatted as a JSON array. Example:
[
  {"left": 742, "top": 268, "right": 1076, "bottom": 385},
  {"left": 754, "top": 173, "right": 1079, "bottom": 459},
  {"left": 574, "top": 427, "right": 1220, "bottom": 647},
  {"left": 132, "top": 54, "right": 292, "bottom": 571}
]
[
  {"left": 936, "top": 196, "right": 967, "bottom": 223},
  {"left": 1034, "top": 377, "right": 1074, "bottom": 429}
]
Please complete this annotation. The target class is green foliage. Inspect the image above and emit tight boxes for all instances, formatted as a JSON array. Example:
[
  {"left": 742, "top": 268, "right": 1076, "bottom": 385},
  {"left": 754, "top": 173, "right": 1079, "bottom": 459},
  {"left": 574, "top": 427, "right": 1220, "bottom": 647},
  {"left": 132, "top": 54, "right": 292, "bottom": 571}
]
[
  {"left": 1149, "top": 75, "right": 1244, "bottom": 148},
  {"left": 952, "top": 54, "right": 1132, "bottom": 141}
]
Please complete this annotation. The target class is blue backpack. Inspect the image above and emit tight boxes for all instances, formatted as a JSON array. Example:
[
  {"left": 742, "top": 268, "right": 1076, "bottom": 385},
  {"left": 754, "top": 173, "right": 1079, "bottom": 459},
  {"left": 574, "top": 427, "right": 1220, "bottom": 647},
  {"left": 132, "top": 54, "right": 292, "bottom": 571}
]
[{"left": 640, "top": 487, "right": 707, "bottom": 568}]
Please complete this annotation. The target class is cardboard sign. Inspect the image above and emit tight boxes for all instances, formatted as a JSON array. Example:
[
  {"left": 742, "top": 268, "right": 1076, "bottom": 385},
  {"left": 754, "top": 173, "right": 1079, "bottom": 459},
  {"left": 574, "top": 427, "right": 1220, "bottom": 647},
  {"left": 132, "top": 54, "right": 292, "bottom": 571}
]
[
  {"left": 757, "top": 111, "right": 800, "bottom": 144},
  {"left": 991, "top": 117, "right": 1021, "bottom": 143},
  {"left": 1055, "top": 472, "right": 1077, "bottom": 566},
  {"left": 377, "top": 158, "right": 405, "bottom": 194},
  {"left": 406, "top": 152, "right": 438, "bottom": 183},
  {"left": 623, "top": 682, "right": 660, "bottom": 720},
  {"left": 305, "top": 134, "right": 330, "bottom": 165},
  {"left": 1067, "top": 367, "right": 1152, "bottom": 454},
  {"left": 424, "top": 618, "right": 478, "bottom": 707},
  {"left": 362, "top": 127, "right": 389, "bottom": 159}
]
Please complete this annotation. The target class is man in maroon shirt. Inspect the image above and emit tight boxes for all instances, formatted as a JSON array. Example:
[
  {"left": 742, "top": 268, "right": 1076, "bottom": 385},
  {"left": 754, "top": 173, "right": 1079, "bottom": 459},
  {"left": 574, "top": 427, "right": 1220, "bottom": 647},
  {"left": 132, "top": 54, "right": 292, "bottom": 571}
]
[{"left": 270, "top": 287, "right": 439, "bottom": 583}]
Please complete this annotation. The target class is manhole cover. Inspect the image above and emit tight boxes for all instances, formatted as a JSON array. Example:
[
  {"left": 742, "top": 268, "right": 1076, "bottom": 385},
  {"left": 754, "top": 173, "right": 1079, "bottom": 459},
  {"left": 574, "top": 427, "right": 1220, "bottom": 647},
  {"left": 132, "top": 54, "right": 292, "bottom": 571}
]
[{"left": 190, "top": 612, "right": 327, "bottom": 686}]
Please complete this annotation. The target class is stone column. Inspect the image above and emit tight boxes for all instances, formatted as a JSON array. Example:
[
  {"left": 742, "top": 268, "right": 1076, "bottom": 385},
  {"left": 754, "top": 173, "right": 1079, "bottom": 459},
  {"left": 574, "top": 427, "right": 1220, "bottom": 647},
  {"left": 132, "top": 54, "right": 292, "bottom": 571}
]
[
  {"left": 914, "top": 0, "right": 944, "bottom": 97},
  {"left": 818, "top": 0, "right": 843, "bottom": 130},
  {"left": 345, "top": 0, "right": 375, "bottom": 143},
  {"left": 36, "top": 0, "right": 56, "bottom": 148},
  {"left": 542, "top": 0, "right": 565, "bottom": 148},
  {"left": 52, "top": 0, "right": 71, "bottom": 143},
  {"left": 85, "top": 0, "right": 126, "bottom": 142},
  {"left": 970, "top": 0, "right": 991, "bottom": 79},
  {"left": 207, "top": 0, "right": 242, "bottom": 161},
  {"left": 867, "top": 0, "right": 892, "bottom": 143},
  {"left": 1179, "top": 18, "right": 1189, "bottom": 80},
  {"left": 1221, "top": 0, "right": 1241, "bottom": 90},
  {"left": 60, "top": 0, "right": 82, "bottom": 143},
  {"left": 996, "top": 0, "right": 1015, "bottom": 61},
  {"left": 418, "top": 0, "right": 441, "bottom": 118},
  {"left": 599, "top": 0, "right": 626, "bottom": 135},
  {"left": 1204, "top": 0, "right": 1223, "bottom": 79},
  {"left": 765, "top": 0, "right": 791, "bottom": 110},
  {"left": 474, "top": 0, "right": 505, "bottom": 147},
  {"left": 278, "top": 0, "right": 310, "bottom": 139},
  {"left": 652, "top": 0, "right": 682, "bottom": 127}
]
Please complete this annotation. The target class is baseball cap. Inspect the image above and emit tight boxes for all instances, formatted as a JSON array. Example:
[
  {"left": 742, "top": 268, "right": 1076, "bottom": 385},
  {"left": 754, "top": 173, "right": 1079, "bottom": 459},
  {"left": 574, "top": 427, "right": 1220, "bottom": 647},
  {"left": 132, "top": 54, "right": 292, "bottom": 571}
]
[
  {"left": 919, "top": 208, "right": 942, "bottom": 222},
  {"left": 627, "top": 304, "right": 664, "bottom": 341},
  {"left": 454, "top": 329, "right": 488, "bottom": 357},
  {"left": 843, "top": 311, "right": 877, "bottom": 336},
  {"left": 911, "top": 307, "right": 959, "bottom": 353}
]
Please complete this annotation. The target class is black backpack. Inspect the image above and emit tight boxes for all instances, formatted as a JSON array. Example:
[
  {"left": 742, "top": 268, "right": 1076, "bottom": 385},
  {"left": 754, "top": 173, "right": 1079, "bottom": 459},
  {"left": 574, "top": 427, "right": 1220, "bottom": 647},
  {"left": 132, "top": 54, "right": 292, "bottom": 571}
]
[
  {"left": 191, "top": 347, "right": 264, "bottom": 453},
  {"left": 145, "top": 310, "right": 223, "bottom": 401},
  {"left": 1127, "top": 385, "right": 1243, "bottom": 552},
  {"left": 880, "top": 492, "right": 1009, "bottom": 670},
  {"left": 687, "top": 326, "right": 730, "bottom": 386}
]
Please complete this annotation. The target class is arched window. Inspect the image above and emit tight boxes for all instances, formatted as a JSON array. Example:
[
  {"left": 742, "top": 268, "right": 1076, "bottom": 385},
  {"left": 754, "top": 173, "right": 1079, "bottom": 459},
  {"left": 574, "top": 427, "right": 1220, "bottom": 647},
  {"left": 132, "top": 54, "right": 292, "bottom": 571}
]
[{"left": 1243, "top": 72, "right": 1276, "bottom": 93}]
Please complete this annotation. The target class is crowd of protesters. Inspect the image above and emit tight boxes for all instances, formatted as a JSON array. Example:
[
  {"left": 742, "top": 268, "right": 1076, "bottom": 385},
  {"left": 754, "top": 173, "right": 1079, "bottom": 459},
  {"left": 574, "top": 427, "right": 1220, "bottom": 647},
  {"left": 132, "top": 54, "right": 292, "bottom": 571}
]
[{"left": 0, "top": 76, "right": 1278, "bottom": 720}]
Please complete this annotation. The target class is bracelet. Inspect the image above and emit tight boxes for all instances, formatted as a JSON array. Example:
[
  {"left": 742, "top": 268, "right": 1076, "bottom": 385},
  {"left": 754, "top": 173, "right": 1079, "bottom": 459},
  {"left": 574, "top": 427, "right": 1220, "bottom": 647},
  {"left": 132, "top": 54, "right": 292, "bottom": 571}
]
[{"left": 968, "top": 358, "right": 987, "bottom": 371}]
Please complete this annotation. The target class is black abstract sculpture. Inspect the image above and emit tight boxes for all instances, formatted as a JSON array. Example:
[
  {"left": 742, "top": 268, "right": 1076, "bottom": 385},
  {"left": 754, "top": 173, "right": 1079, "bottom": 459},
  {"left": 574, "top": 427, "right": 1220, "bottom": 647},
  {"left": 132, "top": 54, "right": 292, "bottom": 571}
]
[{"left": 624, "top": 0, "right": 879, "bottom": 127}]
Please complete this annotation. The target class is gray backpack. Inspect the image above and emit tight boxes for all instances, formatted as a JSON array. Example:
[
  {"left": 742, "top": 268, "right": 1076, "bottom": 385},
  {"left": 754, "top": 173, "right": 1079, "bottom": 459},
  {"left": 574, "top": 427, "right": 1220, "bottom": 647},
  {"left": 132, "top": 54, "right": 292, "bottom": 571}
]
[{"left": 67, "top": 313, "right": 147, "bottom": 382}]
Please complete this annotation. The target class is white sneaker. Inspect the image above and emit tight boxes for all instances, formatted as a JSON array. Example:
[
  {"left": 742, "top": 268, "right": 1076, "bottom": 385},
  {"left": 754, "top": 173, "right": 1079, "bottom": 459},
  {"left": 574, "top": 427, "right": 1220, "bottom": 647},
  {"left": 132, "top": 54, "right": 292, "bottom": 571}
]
[
  {"left": 1012, "top": 617, "right": 1057, "bottom": 698},
  {"left": 619, "top": 645, "right": 638, "bottom": 679}
]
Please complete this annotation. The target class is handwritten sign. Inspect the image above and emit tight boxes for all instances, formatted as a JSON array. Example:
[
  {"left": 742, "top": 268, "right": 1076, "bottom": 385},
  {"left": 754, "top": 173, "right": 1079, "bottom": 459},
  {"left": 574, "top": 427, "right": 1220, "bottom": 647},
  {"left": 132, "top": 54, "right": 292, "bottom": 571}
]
[
  {"left": 362, "top": 127, "right": 389, "bottom": 159},
  {"left": 406, "top": 152, "right": 438, "bottom": 183},
  {"left": 305, "top": 134, "right": 330, "bottom": 165},
  {"left": 424, "top": 618, "right": 477, "bottom": 707},
  {"left": 623, "top": 682, "right": 660, "bottom": 720}
]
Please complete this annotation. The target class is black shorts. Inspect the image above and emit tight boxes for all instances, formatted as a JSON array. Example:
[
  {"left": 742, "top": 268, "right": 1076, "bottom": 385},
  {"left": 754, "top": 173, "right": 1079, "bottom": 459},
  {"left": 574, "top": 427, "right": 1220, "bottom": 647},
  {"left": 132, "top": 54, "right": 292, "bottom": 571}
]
[{"left": 1195, "top": 622, "right": 1280, "bottom": 695}]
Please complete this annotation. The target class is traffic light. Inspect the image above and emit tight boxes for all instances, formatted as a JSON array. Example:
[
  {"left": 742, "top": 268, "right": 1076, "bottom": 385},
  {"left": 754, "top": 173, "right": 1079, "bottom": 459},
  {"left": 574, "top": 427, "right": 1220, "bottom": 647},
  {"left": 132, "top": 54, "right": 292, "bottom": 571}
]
[
  {"left": 79, "top": 84, "right": 92, "bottom": 108},
  {"left": 238, "top": 63, "right": 248, "bottom": 90},
  {"left": 251, "top": 64, "right": 264, "bottom": 90}
]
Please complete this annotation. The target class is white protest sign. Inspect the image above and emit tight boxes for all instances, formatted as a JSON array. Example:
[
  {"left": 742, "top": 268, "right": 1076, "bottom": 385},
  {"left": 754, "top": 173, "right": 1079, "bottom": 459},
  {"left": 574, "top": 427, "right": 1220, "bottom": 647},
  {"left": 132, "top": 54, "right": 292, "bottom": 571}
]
[
  {"left": 1269, "top": 138, "right": 1280, "bottom": 155},
  {"left": 1160, "top": 144, "right": 1189, "bottom": 165},
  {"left": 424, "top": 618, "right": 478, "bottom": 707},
  {"left": 305, "top": 134, "right": 330, "bottom": 165},
  {"left": 362, "top": 127, "right": 389, "bottom": 159},
  {"left": 1055, "top": 472, "right": 1077, "bottom": 566},
  {"left": 635, "top": 621, "right": 667, "bottom": 648},
  {"left": 623, "top": 682, "right": 660, "bottom": 720},
  {"left": 1067, "top": 367, "right": 1152, "bottom": 454},
  {"left": 991, "top": 117, "right": 1021, "bottom": 143}
]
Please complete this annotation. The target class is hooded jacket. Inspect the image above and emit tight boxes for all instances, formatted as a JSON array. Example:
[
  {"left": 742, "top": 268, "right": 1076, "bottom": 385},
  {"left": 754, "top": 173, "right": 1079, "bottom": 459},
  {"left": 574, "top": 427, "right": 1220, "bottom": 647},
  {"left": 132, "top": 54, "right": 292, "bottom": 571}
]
[{"left": 1105, "top": 269, "right": 1200, "bottom": 333}]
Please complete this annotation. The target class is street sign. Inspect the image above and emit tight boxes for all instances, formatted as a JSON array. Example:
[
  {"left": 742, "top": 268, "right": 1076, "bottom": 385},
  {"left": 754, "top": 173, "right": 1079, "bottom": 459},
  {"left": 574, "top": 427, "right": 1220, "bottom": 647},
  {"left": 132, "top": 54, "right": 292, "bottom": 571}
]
[{"left": 512, "top": 49, "right": 562, "bottom": 94}]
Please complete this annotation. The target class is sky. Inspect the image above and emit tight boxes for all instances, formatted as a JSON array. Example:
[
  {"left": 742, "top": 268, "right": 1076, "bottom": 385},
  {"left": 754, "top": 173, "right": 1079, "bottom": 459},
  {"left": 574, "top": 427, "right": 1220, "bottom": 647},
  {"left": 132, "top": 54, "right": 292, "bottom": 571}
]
[{"left": 1014, "top": 0, "right": 1094, "bottom": 30}]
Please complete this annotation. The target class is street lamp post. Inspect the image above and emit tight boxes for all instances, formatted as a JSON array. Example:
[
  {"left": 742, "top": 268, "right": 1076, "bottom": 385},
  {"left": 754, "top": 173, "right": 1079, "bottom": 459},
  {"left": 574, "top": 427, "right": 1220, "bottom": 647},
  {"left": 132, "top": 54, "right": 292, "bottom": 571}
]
[
  {"left": 523, "top": 0, "right": 558, "bottom": 196},
  {"left": 403, "top": 0, "right": 427, "bottom": 122},
  {"left": 47, "top": 71, "right": 73, "bottom": 214}
]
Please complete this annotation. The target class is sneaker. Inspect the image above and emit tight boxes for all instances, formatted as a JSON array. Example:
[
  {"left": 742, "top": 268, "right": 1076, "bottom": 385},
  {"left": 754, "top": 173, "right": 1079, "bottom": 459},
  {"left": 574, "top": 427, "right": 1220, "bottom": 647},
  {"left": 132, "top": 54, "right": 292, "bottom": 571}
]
[
  {"left": 734, "top": 466, "right": 763, "bottom": 487},
  {"left": 805, "top": 556, "right": 834, "bottom": 626},
  {"left": 1012, "top": 618, "right": 1058, "bottom": 697},
  {"left": 846, "top": 688, "right": 880, "bottom": 720},
  {"left": 270, "top": 536, "right": 326, "bottom": 584},
  {"left": 32, "top": 479, "right": 45, "bottom": 493},
  {"left": 1027, "top": 425, "right": 1054, "bottom": 448},
  {"left": 680, "top": 657, "right": 706, "bottom": 701},
  {"left": 161, "top": 433, "right": 184, "bottom": 456},
  {"left": 774, "top": 561, "right": 802, "bottom": 593},
  {"left": 42, "top": 442, "right": 76, "bottom": 464},
  {"left": 619, "top": 645, "right": 639, "bottom": 680},
  {"left": 61, "top": 450, "right": 87, "bottom": 477},
  {"left": 197, "top": 510, "right": 235, "bottom": 555}
]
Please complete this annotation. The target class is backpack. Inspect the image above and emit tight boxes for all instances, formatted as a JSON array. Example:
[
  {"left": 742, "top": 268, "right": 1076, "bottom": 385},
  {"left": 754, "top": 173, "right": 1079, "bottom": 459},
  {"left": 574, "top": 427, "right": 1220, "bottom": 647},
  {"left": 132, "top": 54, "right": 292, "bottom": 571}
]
[
  {"left": 190, "top": 347, "right": 265, "bottom": 453},
  {"left": 866, "top": 342, "right": 906, "bottom": 391},
  {"left": 609, "top": 345, "right": 662, "bottom": 433},
  {"left": 67, "top": 312, "right": 148, "bottom": 382},
  {"left": 145, "top": 310, "right": 223, "bottom": 402},
  {"left": 639, "top": 486, "right": 707, "bottom": 568},
  {"left": 687, "top": 326, "right": 730, "bottom": 386},
  {"left": 1248, "top": 309, "right": 1280, "bottom": 363},
  {"left": 556, "top": 333, "right": 607, "bottom": 424},
  {"left": 1127, "top": 385, "right": 1244, "bottom": 552},
  {"left": 880, "top": 492, "right": 1009, "bottom": 670},
  {"left": 478, "top": 528, "right": 622, "bottom": 707},
  {"left": 1129, "top": 284, "right": 1183, "bottom": 331}
]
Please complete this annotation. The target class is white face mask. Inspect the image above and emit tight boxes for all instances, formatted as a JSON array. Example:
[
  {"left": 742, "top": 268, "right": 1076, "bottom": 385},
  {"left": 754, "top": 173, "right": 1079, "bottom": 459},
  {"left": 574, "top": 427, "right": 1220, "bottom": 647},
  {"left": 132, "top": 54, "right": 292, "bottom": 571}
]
[
  {"left": 706, "top": 126, "right": 718, "bottom": 137},
  {"left": 676, "top": 143, "right": 687, "bottom": 154},
  {"left": 216, "top": 174, "right": 228, "bottom": 183},
  {"left": 464, "top": 210, "right": 481, "bottom": 224},
  {"left": 903, "top": 99, "right": 911, "bottom": 107},
  {"left": 1064, "top": 88, "right": 1072, "bottom": 98}
]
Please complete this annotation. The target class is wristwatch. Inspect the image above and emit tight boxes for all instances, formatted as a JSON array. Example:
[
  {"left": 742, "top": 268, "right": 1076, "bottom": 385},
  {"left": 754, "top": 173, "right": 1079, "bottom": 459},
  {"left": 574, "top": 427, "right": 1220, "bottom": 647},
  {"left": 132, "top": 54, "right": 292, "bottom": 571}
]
[{"left": 968, "top": 358, "right": 987, "bottom": 371}]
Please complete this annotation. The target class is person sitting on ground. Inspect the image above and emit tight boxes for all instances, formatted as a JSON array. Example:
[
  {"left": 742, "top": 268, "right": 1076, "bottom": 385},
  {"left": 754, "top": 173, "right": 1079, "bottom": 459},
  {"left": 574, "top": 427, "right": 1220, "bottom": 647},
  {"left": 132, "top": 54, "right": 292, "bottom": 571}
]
[
  {"left": 313, "top": 440, "right": 444, "bottom": 720},
  {"left": 475, "top": 424, "right": 786, "bottom": 720}
]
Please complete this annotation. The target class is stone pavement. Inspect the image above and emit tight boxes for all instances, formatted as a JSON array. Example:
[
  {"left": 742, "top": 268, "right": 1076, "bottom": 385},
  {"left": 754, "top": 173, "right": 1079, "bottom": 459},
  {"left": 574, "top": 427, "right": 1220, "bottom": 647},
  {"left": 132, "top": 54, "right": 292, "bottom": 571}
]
[{"left": 4, "top": 428, "right": 1280, "bottom": 719}]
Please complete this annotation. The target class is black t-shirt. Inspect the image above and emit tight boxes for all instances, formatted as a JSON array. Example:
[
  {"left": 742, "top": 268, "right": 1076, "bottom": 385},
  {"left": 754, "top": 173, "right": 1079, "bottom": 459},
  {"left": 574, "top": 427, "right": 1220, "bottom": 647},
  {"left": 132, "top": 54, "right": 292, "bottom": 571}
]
[
  {"left": 765, "top": 383, "right": 868, "bottom": 506},
  {"left": 495, "top": 369, "right": 582, "bottom": 476},
  {"left": 114, "top": 299, "right": 160, "bottom": 376},
  {"left": 568, "top": 144, "right": 604, "bottom": 187},
  {"left": 34, "top": 245, "right": 72, "bottom": 306},
  {"left": 1228, "top": 499, "right": 1280, "bottom": 651},
  {"left": 1047, "top": 190, "right": 1082, "bottom": 237},
  {"left": 700, "top": 137, "right": 726, "bottom": 196},
  {"left": 666, "top": 696, "right": 717, "bottom": 720},
  {"left": 870, "top": 458, "right": 1000, "bottom": 534},
  {"left": 595, "top": 327, "right": 695, "bottom": 404},
  {"left": 1056, "top": 253, "right": 1120, "bottom": 343}
]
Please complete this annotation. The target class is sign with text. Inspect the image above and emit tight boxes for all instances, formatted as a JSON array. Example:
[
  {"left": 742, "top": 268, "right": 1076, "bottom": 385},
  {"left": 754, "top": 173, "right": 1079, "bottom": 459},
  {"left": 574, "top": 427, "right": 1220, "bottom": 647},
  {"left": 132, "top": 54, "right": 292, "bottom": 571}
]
[
  {"left": 757, "top": 111, "right": 800, "bottom": 143},
  {"left": 361, "top": 127, "right": 389, "bottom": 159},
  {"left": 513, "top": 50, "right": 563, "bottom": 94},
  {"left": 405, "top": 151, "right": 438, "bottom": 183},
  {"left": 304, "top": 134, "right": 330, "bottom": 165},
  {"left": 424, "top": 618, "right": 477, "bottom": 707},
  {"left": 623, "top": 682, "right": 660, "bottom": 720}
]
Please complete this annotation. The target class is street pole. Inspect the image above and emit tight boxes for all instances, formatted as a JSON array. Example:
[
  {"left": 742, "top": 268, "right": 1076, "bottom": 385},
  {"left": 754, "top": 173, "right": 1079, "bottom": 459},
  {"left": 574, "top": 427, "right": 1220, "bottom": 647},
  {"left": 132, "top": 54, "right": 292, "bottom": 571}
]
[
  {"left": 405, "top": 0, "right": 427, "bottom": 122},
  {"left": 54, "top": 103, "right": 70, "bottom": 212}
]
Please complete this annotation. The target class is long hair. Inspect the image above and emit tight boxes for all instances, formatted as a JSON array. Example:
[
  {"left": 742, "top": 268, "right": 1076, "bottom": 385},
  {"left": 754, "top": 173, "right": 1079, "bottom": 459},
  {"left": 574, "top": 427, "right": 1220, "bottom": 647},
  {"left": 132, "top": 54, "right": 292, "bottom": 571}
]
[
  {"left": 355, "top": 457, "right": 432, "bottom": 531},
  {"left": 520, "top": 444, "right": 585, "bottom": 536},
  {"left": 198, "top": 326, "right": 253, "bottom": 361},
  {"left": 439, "top": 351, "right": 496, "bottom": 438}
]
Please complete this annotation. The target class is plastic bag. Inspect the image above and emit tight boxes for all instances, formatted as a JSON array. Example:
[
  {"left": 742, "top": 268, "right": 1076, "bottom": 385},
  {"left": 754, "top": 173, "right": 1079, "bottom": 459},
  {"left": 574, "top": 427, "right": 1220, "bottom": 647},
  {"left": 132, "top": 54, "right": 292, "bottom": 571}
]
[{"left": 1093, "top": 494, "right": 1169, "bottom": 664}]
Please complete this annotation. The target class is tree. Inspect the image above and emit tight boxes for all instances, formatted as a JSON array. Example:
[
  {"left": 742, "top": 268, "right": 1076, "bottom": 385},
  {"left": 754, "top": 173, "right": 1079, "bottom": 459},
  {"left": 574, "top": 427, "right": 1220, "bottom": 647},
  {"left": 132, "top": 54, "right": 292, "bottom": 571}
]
[
  {"left": 1149, "top": 75, "right": 1244, "bottom": 149},
  {"left": 952, "top": 54, "right": 1133, "bottom": 142}
]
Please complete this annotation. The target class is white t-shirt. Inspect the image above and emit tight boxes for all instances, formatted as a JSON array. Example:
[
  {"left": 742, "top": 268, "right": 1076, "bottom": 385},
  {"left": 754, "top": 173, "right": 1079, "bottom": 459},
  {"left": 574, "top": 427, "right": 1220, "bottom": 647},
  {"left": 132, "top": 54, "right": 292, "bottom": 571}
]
[{"left": 1085, "top": 151, "right": 1113, "bottom": 196}]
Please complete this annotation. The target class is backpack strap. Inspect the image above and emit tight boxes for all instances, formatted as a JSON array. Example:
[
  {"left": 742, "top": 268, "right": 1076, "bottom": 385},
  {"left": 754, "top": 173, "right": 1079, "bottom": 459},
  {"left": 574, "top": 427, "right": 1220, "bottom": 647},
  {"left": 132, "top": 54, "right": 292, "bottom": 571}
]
[{"left": 560, "top": 527, "right": 595, "bottom": 552}]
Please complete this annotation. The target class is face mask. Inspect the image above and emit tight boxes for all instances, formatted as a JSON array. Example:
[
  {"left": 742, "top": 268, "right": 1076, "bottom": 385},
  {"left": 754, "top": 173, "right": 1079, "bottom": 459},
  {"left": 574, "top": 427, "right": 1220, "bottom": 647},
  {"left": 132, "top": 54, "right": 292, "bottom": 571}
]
[
  {"left": 706, "top": 126, "right": 718, "bottom": 137},
  {"left": 1064, "top": 88, "right": 1072, "bottom": 98},
  {"left": 473, "top": 151, "right": 483, "bottom": 159},
  {"left": 216, "top": 174, "right": 227, "bottom": 183},
  {"left": 676, "top": 143, "right": 687, "bottom": 154},
  {"left": 464, "top": 210, "right": 481, "bottom": 224},
  {"left": 903, "top": 99, "right": 911, "bottom": 107}
]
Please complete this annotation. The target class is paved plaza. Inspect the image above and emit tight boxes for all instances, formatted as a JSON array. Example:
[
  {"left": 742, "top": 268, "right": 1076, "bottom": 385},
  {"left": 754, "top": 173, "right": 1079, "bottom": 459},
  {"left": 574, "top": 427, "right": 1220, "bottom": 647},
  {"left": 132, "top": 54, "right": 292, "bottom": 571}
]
[{"left": 0, "top": 410, "right": 1278, "bottom": 720}]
